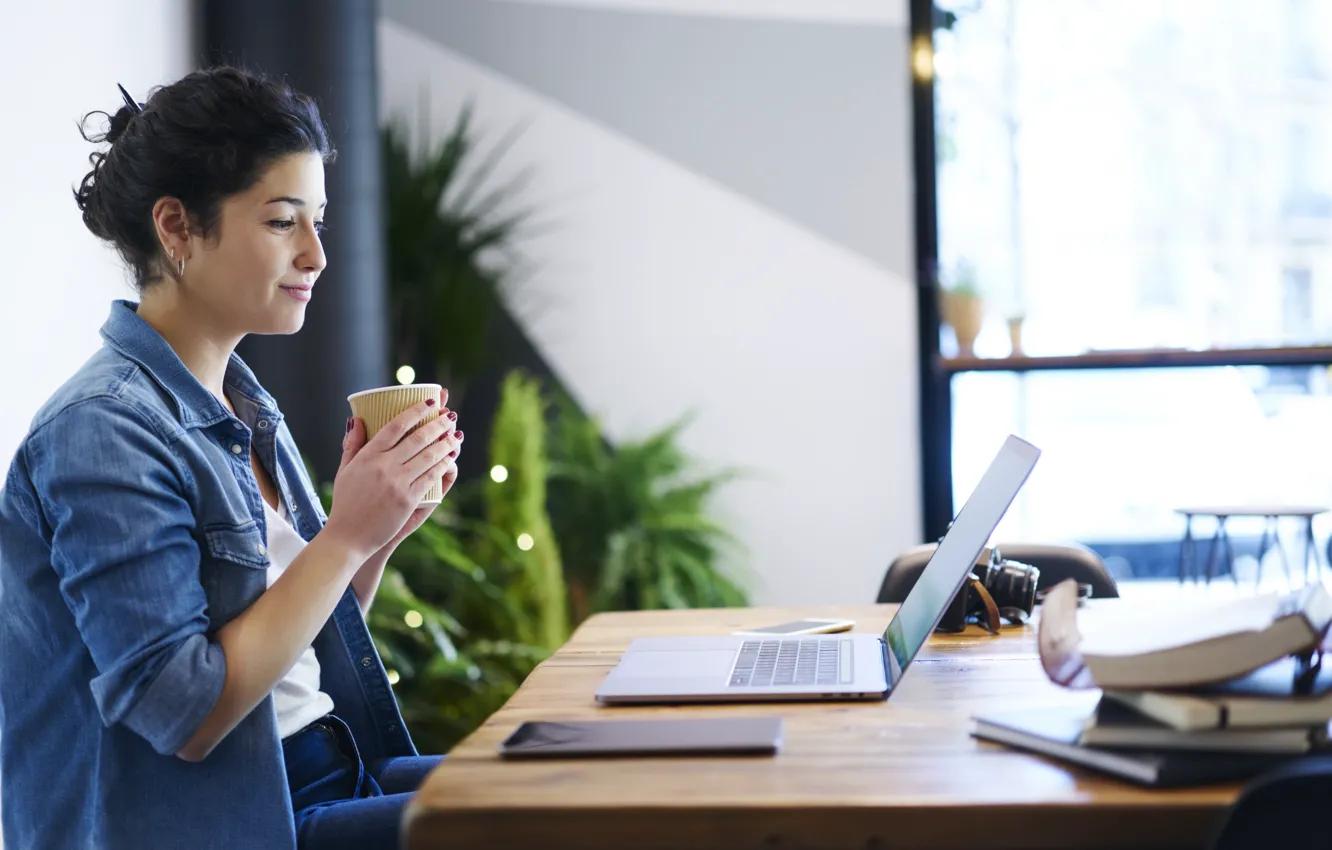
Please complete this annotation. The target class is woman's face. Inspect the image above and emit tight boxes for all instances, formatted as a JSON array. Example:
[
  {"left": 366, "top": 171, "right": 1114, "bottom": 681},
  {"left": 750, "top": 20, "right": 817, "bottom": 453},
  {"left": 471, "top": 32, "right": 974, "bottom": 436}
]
[{"left": 182, "top": 152, "right": 327, "bottom": 337}]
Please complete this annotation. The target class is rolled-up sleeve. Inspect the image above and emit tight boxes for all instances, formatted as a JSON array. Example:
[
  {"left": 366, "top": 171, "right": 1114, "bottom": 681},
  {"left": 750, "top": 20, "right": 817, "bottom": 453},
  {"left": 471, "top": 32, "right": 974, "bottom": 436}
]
[{"left": 29, "top": 397, "right": 226, "bottom": 757}]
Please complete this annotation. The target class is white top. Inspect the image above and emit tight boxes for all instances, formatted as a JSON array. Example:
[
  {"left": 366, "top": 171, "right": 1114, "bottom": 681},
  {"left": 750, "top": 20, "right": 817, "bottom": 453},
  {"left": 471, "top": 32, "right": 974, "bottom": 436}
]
[{"left": 261, "top": 498, "right": 336, "bottom": 739}]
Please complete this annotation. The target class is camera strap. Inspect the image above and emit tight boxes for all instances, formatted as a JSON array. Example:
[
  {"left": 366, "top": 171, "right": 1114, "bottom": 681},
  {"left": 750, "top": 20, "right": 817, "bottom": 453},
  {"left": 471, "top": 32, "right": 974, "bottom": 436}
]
[{"left": 966, "top": 574, "right": 1002, "bottom": 635}]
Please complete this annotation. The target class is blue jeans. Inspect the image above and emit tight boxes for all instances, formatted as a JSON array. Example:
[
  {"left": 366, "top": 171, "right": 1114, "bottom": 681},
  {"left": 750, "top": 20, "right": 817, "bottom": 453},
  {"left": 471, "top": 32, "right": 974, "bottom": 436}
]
[{"left": 282, "top": 714, "right": 442, "bottom": 850}]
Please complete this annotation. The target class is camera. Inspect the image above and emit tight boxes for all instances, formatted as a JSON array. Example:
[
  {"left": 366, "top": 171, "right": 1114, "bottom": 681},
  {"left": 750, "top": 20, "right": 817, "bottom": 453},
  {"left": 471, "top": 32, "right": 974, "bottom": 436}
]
[
  {"left": 935, "top": 547, "right": 1040, "bottom": 633},
  {"left": 976, "top": 549, "right": 1040, "bottom": 622}
]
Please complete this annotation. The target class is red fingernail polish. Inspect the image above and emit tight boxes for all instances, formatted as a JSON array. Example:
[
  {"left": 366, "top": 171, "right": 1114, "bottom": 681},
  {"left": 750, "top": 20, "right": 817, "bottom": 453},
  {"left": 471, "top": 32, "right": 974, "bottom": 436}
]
[
  {"left": 454, "top": 430, "right": 463, "bottom": 439},
  {"left": 447, "top": 450, "right": 457, "bottom": 458},
  {"left": 425, "top": 398, "right": 436, "bottom": 407},
  {"left": 345, "top": 418, "right": 353, "bottom": 434},
  {"left": 446, "top": 410, "right": 457, "bottom": 421}
]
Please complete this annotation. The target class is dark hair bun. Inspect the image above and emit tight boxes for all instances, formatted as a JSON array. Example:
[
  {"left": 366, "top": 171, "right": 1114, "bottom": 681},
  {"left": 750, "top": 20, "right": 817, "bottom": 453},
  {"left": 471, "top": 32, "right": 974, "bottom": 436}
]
[{"left": 104, "top": 104, "right": 138, "bottom": 145}]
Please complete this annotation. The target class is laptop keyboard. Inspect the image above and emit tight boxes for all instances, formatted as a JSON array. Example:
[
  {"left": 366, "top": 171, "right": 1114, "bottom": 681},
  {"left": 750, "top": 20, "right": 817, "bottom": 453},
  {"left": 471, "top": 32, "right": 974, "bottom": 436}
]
[{"left": 729, "top": 639, "right": 846, "bottom": 687}]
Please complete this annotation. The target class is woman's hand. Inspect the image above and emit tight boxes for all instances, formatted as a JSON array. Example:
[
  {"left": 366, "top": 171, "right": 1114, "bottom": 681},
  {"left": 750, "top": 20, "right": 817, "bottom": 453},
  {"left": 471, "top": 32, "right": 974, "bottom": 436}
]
[
  {"left": 321, "top": 398, "right": 457, "bottom": 560},
  {"left": 370, "top": 420, "right": 464, "bottom": 555}
]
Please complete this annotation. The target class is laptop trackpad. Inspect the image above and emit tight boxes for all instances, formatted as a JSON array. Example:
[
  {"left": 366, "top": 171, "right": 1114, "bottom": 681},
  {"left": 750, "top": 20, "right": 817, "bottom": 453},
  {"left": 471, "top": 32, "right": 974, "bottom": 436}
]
[{"left": 617, "top": 649, "right": 736, "bottom": 678}]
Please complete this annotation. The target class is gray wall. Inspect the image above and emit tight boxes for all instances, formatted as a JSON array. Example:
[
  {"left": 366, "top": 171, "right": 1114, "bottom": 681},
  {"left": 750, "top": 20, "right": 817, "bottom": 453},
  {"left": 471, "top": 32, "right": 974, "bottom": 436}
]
[{"left": 385, "top": 0, "right": 913, "bottom": 275}]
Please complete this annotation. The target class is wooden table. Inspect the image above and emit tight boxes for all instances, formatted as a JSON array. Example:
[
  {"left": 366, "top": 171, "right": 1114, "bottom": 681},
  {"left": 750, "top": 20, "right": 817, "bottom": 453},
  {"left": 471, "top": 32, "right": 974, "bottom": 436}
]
[
  {"left": 403, "top": 604, "right": 1240, "bottom": 850},
  {"left": 1174, "top": 505, "right": 1328, "bottom": 587}
]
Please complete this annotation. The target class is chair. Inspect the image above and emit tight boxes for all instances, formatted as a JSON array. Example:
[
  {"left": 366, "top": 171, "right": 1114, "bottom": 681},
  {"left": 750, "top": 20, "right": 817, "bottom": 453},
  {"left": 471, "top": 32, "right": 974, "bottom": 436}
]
[
  {"left": 1210, "top": 755, "right": 1332, "bottom": 849},
  {"left": 875, "top": 541, "right": 1120, "bottom": 604}
]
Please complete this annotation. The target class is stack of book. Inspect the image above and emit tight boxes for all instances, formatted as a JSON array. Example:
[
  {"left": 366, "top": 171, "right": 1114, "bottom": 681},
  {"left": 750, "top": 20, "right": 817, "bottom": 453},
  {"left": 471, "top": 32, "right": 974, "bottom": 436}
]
[{"left": 972, "top": 584, "right": 1332, "bottom": 787}]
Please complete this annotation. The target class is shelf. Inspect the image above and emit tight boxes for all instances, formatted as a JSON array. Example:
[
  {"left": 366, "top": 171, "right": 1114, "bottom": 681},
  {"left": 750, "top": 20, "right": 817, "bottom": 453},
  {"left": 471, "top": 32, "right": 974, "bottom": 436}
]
[{"left": 943, "top": 345, "right": 1332, "bottom": 374}]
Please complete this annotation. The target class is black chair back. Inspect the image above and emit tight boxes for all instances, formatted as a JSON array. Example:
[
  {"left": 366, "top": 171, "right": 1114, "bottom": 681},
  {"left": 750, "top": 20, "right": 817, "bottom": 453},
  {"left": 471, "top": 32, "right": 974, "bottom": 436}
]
[
  {"left": 875, "top": 541, "right": 1120, "bottom": 604},
  {"left": 1211, "top": 755, "right": 1332, "bottom": 849}
]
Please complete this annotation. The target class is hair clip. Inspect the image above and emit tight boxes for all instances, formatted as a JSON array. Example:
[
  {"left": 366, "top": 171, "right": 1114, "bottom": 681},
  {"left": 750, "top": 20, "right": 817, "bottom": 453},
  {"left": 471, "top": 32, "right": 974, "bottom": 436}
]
[{"left": 116, "top": 83, "right": 143, "bottom": 115}]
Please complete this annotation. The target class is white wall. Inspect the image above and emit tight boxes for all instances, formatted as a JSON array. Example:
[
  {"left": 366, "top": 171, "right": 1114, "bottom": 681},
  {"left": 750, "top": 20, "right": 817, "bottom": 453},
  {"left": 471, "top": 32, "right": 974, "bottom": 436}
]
[
  {"left": 379, "top": 3, "right": 920, "bottom": 607},
  {"left": 0, "top": 2, "right": 193, "bottom": 470},
  {"left": 0, "top": 2, "right": 194, "bottom": 842}
]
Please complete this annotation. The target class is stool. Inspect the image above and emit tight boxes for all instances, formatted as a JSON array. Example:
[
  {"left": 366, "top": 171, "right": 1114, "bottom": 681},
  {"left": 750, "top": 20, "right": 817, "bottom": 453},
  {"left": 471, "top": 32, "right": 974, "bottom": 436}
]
[{"left": 1174, "top": 506, "right": 1328, "bottom": 588}]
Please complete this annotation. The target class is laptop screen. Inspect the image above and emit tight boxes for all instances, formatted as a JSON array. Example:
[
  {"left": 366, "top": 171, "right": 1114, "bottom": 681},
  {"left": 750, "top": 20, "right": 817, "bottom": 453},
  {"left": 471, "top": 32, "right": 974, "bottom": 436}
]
[{"left": 883, "top": 435, "right": 1040, "bottom": 676}]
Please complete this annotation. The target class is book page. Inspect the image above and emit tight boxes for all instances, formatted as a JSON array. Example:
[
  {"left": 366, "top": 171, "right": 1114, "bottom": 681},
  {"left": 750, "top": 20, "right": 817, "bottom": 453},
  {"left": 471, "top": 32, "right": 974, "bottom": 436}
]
[{"left": 1075, "top": 593, "right": 1282, "bottom": 657}]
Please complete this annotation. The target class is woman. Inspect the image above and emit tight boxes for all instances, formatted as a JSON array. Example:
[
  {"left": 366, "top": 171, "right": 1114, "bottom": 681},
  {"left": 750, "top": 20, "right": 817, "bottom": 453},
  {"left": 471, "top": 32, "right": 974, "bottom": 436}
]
[{"left": 0, "top": 67, "right": 461, "bottom": 850}]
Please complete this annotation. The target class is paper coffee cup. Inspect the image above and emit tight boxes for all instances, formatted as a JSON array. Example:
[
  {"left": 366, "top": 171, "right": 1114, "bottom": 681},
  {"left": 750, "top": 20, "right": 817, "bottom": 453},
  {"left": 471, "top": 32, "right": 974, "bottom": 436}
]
[{"left": 347, "top": 383, "right": 446, "bottom": 505}]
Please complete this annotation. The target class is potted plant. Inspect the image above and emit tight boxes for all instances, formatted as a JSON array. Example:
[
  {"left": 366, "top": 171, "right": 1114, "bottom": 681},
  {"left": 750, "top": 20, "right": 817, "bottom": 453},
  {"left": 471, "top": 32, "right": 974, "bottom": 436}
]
[{"left": 941, "top": 259, "right": 984, "bottom": 358}]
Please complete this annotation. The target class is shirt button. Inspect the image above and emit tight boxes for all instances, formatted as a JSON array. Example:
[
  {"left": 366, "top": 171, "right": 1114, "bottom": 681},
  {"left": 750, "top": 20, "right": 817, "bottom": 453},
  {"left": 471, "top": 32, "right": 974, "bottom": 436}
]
[
  {"left": 256, "top": 544, "right": 267, "bottom": 556},
  {"left": 258, "top": 420, "right": 269, "bottom": 429},
  {"left": 361, "top": 657, "right": 373, "bottom": 667},
  {"left": 232, "top": 421, "right": 244, "bottom": 431},
  {"left": 230, "top": 444, "right": 243, "bottom": 455}
]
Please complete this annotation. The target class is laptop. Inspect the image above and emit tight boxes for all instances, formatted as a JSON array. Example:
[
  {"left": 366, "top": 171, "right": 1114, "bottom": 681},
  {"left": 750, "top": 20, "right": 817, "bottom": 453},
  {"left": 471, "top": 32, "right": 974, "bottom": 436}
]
[{"left": 594, "top": 435, "right": 1041, "bottom": 704}]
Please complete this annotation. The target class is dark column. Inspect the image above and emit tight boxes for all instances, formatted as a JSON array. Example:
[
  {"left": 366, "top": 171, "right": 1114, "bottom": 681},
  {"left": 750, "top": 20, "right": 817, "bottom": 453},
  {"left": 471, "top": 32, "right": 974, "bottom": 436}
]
[
  {"left": 202, "top": 0, "right": 388, "bottom": 484},
  {"left": 911, "top": 0, "right": 953, "bottom": 541}
]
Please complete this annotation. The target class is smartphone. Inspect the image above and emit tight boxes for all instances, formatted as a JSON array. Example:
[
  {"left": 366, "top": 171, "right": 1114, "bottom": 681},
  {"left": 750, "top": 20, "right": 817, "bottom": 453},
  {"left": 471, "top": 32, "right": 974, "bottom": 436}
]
[
  {"left": 731, "top": 617, "right": 856, "bottom": 637},
  {"left": 497, "top": 717, "right": 783, "bottom": 759}
]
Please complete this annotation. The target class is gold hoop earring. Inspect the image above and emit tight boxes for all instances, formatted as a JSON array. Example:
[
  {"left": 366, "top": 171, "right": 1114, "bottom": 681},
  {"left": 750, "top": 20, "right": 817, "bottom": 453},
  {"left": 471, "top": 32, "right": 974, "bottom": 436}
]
[{"left": 167, "top": 247, "right": 184, "bottom": 278}]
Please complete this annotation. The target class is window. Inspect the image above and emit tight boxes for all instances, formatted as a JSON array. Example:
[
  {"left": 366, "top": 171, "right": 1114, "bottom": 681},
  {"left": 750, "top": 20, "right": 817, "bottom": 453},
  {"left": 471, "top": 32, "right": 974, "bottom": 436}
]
[
  {"left": 925, "top": 1, "right": 1332, "bottom": 574},
  {"left": 935, "top": 0, "right": 1332, "bottom": 355},
  {"left": 1282, "top": 267, "right": 1313, "bottom": 341},
  {"left": 1286, "top": 0, "right": 1325, "bottom": 80},
  {"left": 952, "top": 365, "right": 1332, "bottom": 577}
]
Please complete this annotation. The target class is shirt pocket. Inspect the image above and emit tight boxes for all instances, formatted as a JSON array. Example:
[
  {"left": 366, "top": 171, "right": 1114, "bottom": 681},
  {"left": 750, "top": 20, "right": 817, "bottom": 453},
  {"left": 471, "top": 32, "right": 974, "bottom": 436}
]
[
  {"left": 198, "top": 520, "right": 271, "bottom": 624},
  {"left": 201, "top": 520, "right": 270, "bottom": 569}
]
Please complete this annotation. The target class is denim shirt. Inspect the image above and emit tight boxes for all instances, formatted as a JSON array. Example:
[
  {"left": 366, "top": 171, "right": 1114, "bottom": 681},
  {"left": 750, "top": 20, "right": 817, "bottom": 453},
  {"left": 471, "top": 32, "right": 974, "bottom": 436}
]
[{"left": 0, "top": 301, "right": 415, "bottom": 850}]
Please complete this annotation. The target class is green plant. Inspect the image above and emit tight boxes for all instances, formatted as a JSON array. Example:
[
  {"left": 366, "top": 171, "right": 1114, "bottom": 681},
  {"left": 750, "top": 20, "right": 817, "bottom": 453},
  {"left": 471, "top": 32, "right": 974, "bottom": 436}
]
[
  {"left": 482, "top": 371, "right": 569, "bottom": 649},
  {"left": 382, "top": 103, "right": 532, "bottom": 401},
  {"left": 546, "top": 395, "right": 749, "bottom": 622},
  {"left": 945, "top": 258, "right": 981, "bottom": 297},
  {"left": 320, "top": 484, "right": 548, "bottom": 754}
]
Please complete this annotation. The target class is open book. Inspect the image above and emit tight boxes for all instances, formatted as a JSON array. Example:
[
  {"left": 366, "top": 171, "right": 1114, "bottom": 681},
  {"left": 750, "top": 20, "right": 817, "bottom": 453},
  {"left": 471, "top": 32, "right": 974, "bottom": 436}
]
[{"left": 1039, "top": 581, "right": 1332, "bottom": 691}]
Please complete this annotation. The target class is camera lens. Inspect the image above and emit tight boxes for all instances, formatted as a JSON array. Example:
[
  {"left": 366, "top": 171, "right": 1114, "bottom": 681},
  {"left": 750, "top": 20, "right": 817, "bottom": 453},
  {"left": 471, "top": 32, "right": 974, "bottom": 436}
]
[{"left": 983, "top": 559, "right": 1040, "bottom": 617}]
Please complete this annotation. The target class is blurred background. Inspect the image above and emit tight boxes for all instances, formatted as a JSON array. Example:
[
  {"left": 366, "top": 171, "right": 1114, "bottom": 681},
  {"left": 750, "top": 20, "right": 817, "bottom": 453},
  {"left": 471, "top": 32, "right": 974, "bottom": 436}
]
[
  {"left": 937, "top": 0, "right": 1332, "bottom": 577},
  {"left": 0, "top": 0, "right": 1329, "bottom": 774},
  {"left": 0, "top": 0, "right": 916, "bottom": 761}
]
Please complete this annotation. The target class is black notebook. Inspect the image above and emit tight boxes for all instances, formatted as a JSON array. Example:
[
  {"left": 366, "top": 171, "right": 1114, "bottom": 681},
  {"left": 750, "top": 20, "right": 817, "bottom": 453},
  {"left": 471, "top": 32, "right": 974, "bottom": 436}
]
[{"left": 971, "top": 705, "right": 1293, "bottom": 787}]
